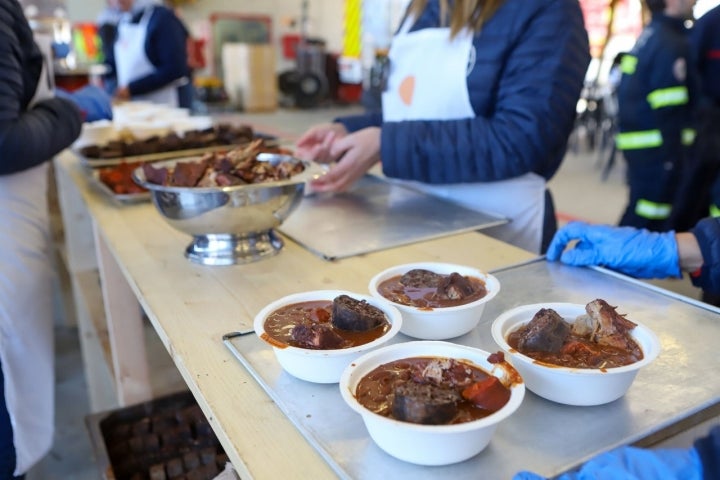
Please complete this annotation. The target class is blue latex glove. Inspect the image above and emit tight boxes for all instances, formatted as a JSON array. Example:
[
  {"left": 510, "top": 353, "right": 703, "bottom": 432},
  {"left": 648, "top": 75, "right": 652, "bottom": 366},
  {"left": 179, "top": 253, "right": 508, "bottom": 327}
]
[
  {"left": 546, "top": 221, "right": 681, "bottom": 279},
  {"left": 55, "top": 85, "right": 113, "bottom": 122},
  {"left": 514, "top": 446, "right": 703, "bottom": 480}
]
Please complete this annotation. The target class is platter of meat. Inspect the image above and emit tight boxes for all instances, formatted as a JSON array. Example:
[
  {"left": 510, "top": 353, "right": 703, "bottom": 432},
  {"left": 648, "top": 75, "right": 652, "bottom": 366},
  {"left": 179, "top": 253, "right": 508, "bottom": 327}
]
[
  {"left": 88, "top": 161, "right": 151, "bottom": 204},
  {"left": 74, "top": 122, "right": 277, "bottom": 168}
]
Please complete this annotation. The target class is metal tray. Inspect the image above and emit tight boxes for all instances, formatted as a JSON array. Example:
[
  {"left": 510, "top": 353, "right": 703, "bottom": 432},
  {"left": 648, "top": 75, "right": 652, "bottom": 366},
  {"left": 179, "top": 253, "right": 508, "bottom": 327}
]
[
  {"left": 279, "top": 175, "right": 508, "bottom": 260},
  {"left": 86, "top": 168, "right": 151, "bottom": 205},
  {"left": 76, "top": 133, "right": 280, "bottom": 168},
  {"left": 76, "top": 144, "right": 240, "bottom": 169},
  {"left": 223, "top": 259, "right": 720, "bottom": 479}
]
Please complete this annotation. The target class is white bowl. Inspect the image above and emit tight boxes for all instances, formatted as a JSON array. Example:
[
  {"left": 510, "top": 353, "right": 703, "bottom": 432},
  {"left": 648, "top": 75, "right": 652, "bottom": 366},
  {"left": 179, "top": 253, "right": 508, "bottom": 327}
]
[
  {"left": 254, "top": 290, "right": 403, "bottom": 383},
  {"left": 368, "top": 262, "right": 500, "bottom": 340},
  {"left": 491, "top": 302, "right": 661, "bottom": 406},
  {"left": 339, "top": 341, "right": 525, "bottom": 465}
]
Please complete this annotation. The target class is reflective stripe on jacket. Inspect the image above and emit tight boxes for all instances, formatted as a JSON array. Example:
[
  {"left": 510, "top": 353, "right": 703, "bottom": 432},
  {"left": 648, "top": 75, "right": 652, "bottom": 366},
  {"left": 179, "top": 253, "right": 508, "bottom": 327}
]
[{"left": 616, "top": 14, "right": 695, "bottom": 159}]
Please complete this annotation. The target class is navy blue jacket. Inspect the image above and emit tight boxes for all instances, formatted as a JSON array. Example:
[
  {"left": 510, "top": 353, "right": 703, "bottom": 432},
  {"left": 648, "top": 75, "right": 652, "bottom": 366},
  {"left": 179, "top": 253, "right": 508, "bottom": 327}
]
[
  {"left": 338, "top": 0, "right": 589, "bottom": 184},
  {"left": 0, "top": 0, "right": 82, "bottom": 175},
  {"left": 691, "top": 5, "right": 720, "bottom": 105},
  {"left": 616, "top": 14, "right": 695, "bottom": 160},
  {"left": 104, "top": 5, "right": 190, "bottom": 106},
  {"left": 694, "top": 425, "right": 720, "bottom": 480},
  {"left": 690, "top": 217, "right": 720, "bottom": 294}
]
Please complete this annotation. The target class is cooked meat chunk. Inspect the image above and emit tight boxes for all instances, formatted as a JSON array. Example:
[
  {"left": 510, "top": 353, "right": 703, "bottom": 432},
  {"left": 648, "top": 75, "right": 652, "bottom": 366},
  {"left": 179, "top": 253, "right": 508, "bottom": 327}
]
[
  {"left": 142, "top": 163, "right": 169, "bottom": 186},
  {"left": 585, "top": 299, "right": 640, "bottom": 354},
  {"left": 410, "top": 357, "right": 475, "bottom": 389},
  {"left": 399, "top": 269, "right": 444, "bottom": 288},
  {"left": 517, "top": 308, "right": 571, "bottom": 353},
  {"left": 392, "top": 382, "right": 460, "bottom": 425},
  {"left": 435, "top": 272, "right": 475, "bottom": 300},
  {"left": 290, "top": 323, "right": 346, "bottom": 350},
  {"left": 171, "top": 159, "right": 208, "bottom": 187},
  {"left": 214, "top": 172, "right": 246, "bottom": 186},
  {"left": 331, "top": 295, "right": 386, "bottom": 332}
]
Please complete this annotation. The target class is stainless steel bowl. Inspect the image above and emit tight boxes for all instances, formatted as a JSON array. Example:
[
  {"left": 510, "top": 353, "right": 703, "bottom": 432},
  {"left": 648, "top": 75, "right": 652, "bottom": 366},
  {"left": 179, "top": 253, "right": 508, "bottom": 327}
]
[{"left": 133, "top": 153, "right": 321, "bottom": 266}]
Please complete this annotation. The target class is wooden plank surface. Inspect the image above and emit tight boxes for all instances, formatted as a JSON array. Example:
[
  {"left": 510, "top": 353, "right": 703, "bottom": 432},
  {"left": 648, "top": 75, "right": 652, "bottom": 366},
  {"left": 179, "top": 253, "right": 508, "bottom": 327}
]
[{"left": 56, "top": 151, "right": 536, "bottom": 479}]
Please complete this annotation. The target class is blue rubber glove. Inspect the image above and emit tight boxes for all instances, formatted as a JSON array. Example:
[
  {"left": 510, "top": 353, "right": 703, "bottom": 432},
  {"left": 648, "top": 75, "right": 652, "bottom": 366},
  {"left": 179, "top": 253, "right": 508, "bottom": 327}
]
[
  {"left": 546, "top": 221, "right": 681, "bottom": 279},
  {"left": 514, "top": 446, "right": 702, "bottom": 480},
  {"left": 55, "top": 85, "right": 113, "bottom": 122}
]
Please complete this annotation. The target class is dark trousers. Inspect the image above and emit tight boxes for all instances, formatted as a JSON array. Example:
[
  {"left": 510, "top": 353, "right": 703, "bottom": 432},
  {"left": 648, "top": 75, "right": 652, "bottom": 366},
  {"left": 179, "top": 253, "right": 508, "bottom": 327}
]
[
  {"left": 0, "top": 362, "right": 23, "bottom": 480},
  {"left": 619, "top": 150, "right": 678, "bottom": 231},
  {"left": 541, "top": 189, "right": 558, "bottom": 255},
  {"left": 669, "top": 106, "right": 720, "bottom": 231}
]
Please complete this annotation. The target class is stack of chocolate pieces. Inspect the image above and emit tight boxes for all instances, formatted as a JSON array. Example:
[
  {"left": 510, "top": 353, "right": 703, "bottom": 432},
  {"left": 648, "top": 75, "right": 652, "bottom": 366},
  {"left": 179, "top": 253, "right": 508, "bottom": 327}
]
[{"left": 99, "top": 391, "right": 228, "bottom": 480}]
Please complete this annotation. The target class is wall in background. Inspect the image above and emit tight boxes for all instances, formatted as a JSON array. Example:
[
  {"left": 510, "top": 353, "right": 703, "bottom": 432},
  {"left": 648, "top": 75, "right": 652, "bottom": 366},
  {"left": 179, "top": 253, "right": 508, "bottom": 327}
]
[{"left": 62, "top": 0, "right": 343, "bottom": 75}]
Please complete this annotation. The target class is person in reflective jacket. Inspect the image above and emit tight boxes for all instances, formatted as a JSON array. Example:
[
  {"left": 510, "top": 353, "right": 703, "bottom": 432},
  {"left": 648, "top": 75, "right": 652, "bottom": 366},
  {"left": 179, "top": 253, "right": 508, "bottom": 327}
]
[
  {"left": 515, "top": 218, "right": 720, "bottom": 479},
  {"left": 615, "top": 0, "right": 696, "bottom": 231}
]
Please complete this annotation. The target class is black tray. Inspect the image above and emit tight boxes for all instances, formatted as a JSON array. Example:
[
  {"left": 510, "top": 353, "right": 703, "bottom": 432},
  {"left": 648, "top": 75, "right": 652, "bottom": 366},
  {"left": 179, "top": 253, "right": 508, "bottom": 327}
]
[{"left": 85, "top": 390, "right": 228, "bottom": 480}]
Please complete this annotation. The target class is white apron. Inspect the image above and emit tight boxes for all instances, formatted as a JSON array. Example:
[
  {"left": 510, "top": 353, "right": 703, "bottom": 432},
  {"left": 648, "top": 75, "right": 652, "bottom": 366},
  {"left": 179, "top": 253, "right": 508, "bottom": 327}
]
[
  {"left": 114, "top": 7, "right": 179, "bottom": 107},
  {"left": 0, "top": 34, "right": 57, "bottom": 475},
  {"left": 381, "top": 17, "right": 546, "bottom": 253}
]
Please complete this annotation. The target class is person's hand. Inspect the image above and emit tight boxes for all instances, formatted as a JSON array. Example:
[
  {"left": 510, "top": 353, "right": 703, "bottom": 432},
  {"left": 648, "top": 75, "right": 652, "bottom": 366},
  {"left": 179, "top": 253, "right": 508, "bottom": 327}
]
[
  {"left": 514, "top": 445, "right": 702, "bottom": 480},
  {"left": 309, "top": 127, "right": 381, "bottom": 193},
  {"left": 546, "top": 221, "right": 681, "bottom": 279},
  {"left": 115, "top": 85, "right": 131, "bottom": 102},
  {"left": 55, "top": 85, "right": 113, "bottom": 122},
  {"left": 295, "top": 122, "right": 348, "bottom": 163}
]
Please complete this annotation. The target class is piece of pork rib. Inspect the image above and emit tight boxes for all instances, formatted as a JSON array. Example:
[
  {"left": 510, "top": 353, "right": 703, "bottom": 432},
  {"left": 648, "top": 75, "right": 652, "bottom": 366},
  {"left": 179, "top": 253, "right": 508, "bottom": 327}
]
[
  {"left": 585, "top": 299, "right": 639, "bottom": 354},
  {"left": 436, "top": 272, "right": 475, "bottom": 300}
]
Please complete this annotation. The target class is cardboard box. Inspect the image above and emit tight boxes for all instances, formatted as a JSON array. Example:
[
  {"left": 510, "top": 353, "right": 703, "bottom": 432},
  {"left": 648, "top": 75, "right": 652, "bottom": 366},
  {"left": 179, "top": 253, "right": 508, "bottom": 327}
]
[{"left": 222, "top": 43, "right": 278, "bottom": 112}]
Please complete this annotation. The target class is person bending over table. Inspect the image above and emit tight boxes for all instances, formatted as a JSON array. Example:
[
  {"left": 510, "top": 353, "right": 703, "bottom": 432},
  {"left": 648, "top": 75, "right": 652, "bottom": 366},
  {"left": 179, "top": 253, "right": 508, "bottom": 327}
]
[
  {"left": 104, "top": 0, "right": 192, "bottom": 108},
  {"left": 0, "top": 1, "right": 112, "bottom": 478},
  {"left": 295, "top": 0, "right": 590, "bottom": 255}
]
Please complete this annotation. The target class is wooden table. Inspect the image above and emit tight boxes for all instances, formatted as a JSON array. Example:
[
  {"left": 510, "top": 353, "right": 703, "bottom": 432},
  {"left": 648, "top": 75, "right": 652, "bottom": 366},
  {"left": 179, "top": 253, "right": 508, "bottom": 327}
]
[{"left": 53, "top": 151, "right": 536, "bottom": 479}]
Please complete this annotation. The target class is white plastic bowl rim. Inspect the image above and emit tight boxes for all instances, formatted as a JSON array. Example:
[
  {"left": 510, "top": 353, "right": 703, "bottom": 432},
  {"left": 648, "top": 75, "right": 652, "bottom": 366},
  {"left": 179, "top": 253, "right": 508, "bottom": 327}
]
[
  {"left": 339, "top": 340, "right": 525, "bottom": 433},
  {"left": 253, "top": 289, "right": 403, "bottom": 357},
  {"left": 491, "top": 302, "right": 661, "bottom": 375},
  {"left": 368, "top": 262, "right": 501, "bottom": 314}
]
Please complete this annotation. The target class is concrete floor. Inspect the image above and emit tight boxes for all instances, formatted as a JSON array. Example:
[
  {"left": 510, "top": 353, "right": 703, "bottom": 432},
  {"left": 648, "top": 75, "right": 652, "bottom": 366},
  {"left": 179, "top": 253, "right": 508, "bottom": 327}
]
[{"left": 29, "top": 106, "right": 714, "bottom": 479}]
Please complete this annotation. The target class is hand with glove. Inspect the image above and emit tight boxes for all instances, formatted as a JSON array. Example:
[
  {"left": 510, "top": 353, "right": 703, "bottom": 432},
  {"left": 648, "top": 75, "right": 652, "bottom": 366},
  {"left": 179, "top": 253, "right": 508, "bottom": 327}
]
[
  {"left": 55, "top": 85, "right": 113, "bottom": 122},
  {"left": 546, "top": 221, "right": 682, "bottom": 279},
  {"left": 514, "top": 445, "right": 703, "bottom": 480}
]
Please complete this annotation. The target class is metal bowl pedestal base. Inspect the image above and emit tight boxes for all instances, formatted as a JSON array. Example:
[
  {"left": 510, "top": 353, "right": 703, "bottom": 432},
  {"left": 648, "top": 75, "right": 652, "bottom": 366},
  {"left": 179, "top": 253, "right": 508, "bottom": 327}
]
[{"left": 185, "top": 231, "right": 283, "bottom": 266}]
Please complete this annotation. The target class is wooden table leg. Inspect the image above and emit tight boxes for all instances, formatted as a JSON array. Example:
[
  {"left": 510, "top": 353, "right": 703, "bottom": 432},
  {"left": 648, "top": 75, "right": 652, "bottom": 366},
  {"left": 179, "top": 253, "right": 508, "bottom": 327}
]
[{"left": 94, "top": 224, "right": 153, "bottom": 406}]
